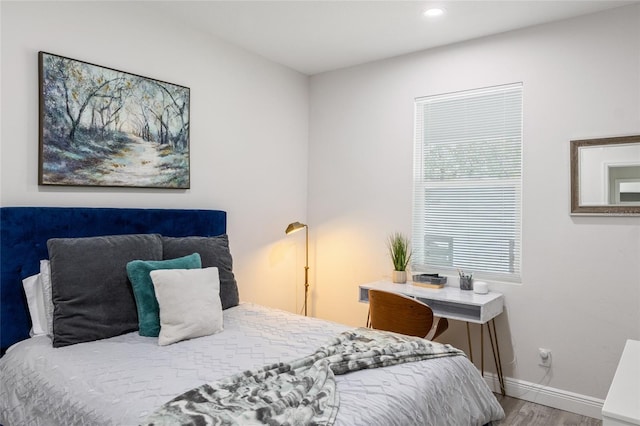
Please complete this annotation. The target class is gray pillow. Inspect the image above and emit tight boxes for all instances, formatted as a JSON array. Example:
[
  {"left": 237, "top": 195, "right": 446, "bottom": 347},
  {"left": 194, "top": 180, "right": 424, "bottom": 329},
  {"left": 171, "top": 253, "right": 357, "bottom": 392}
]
[
  {"left": 47, "top": 234, "right": 163, "bottom": 347},
  {"left": 162, "top": 235, "right": 239, "bottom": 309}
]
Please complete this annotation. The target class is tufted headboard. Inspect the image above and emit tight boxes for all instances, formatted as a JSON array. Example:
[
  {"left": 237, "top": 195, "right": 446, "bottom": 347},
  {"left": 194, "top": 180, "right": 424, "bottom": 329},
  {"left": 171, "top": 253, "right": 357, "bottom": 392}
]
[{"left": 0, "top": 207, "right": 227, "bottom": 354}]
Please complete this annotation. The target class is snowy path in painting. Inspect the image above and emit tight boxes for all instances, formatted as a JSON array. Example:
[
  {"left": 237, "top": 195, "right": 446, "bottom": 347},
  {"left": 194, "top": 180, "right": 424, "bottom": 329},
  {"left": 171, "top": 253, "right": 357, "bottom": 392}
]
[{"left": 76, "top": 136, "right": 163, "bottom": 187}]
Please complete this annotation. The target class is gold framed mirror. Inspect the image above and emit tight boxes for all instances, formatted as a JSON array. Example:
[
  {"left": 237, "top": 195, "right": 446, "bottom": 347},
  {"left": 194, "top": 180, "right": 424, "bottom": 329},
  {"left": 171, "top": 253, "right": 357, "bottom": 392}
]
[{"left": 571, "top": 135, "right": 640, "bottom": 215}]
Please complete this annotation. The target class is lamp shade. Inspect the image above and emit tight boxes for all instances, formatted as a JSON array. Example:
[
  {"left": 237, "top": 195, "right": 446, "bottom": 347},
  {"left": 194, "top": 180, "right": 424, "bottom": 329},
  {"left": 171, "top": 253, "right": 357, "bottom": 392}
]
[{"left": 285, "top": 221, "right": 307, "bottom": 235}]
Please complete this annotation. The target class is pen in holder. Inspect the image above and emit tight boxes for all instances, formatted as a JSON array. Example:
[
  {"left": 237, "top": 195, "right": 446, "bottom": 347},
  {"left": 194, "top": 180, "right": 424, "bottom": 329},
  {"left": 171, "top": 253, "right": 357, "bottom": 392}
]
[{"left": 458, "top": 270, "right": 473, "bottom": 291}]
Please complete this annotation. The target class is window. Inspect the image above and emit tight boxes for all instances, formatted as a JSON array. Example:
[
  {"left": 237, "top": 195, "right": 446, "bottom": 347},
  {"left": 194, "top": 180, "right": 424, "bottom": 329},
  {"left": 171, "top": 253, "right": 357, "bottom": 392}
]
[{"left": 412, "top": 83, "right": 522, "bottom": 282}]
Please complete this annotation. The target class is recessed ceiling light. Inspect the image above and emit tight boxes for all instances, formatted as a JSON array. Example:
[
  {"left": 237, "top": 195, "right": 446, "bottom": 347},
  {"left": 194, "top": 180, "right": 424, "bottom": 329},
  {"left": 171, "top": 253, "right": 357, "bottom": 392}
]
[{"left": 424, "top": 8, "right": 445, "bottom": 17}]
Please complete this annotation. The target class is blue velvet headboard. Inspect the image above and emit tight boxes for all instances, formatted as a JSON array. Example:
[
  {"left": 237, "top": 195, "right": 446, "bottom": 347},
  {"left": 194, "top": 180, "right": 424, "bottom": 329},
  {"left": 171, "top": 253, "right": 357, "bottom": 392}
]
[{"left": 0, "top": 207, "right": 227, "bottom": 354}]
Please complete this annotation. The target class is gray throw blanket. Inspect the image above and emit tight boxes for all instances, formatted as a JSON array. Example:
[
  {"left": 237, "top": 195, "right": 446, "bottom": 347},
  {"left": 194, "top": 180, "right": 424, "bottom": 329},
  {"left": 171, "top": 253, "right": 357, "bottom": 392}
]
[{"left": 144, "top": 328, "right": 465, "bottom": 426}]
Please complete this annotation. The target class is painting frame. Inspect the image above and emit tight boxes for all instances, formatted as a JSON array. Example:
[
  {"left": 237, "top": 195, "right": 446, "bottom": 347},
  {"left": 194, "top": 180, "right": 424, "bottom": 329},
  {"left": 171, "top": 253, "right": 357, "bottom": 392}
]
[{"left": 38, "top": 51, "right": 190, "bottom": 189}]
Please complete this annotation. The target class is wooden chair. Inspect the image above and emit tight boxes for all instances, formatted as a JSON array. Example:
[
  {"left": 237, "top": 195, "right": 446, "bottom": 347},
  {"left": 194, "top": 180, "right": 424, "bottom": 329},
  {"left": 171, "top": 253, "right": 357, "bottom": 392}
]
[{"left": 368, "top": 289, "right": 449, "bottom": 341}]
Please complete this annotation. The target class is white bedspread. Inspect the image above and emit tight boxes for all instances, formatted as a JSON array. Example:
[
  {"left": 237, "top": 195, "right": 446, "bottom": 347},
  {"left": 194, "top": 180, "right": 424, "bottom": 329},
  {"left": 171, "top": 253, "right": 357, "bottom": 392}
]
[{"left": 0, "top": 303, "right": 504, "bottom": 425}]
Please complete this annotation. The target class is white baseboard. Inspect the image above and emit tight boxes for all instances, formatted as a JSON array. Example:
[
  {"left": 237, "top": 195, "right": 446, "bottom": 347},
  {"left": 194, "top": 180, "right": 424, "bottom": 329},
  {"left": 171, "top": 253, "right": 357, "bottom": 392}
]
[{"left": 484, "top": 373, "right": 605, "bottom": 420}]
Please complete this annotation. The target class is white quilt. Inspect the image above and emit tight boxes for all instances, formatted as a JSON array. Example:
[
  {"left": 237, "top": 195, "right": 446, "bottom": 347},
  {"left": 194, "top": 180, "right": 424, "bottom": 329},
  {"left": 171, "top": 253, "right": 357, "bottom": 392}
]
[{"left": 0, "top": 303, "right": 504, "bottom": 425}]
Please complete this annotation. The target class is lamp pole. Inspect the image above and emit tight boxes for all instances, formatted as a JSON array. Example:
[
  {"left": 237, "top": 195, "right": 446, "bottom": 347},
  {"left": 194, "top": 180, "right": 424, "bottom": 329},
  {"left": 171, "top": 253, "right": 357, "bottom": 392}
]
[
  {"left": 285, "top": 221, "right": 310, "bottom": 316},
  {"left": 303, "top": 224, "right": 309, "bottom": 316}
]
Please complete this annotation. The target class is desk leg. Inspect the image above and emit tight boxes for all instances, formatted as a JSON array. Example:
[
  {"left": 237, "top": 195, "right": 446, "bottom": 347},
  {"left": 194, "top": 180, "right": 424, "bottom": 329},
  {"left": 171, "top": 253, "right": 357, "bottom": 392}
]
[
  {"left": 480, "top": 323, "right": 484, "bottom": 376},
  {"left": 487, "top": 319, "right": 506, "bottom": 396},
  {"left": 466, "top": 322, "right": 473, "bottom": 362}
]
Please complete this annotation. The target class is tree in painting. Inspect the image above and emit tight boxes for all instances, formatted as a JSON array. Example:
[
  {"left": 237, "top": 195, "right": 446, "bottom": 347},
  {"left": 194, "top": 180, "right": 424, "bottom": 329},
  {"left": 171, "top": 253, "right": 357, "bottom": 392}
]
[{"left": 39, "top": 52, "right": 190, "bottom": 188}]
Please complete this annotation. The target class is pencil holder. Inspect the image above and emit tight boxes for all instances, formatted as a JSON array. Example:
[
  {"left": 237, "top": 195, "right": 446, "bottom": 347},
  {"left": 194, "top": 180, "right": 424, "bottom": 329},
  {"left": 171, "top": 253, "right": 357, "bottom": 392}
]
[{"left": 460, "top": 276, "right": 473, "bottom": 291}]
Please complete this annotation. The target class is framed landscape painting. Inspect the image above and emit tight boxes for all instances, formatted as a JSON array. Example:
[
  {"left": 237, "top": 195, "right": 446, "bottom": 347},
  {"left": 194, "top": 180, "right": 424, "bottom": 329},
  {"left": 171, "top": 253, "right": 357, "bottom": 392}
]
[{"left": 38, "top": 52, "right": 190, "bottom": 188}]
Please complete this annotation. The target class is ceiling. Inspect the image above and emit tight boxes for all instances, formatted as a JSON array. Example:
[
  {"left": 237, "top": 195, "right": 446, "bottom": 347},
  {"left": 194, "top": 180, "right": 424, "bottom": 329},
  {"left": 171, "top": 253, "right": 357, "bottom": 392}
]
[{"left": 157, "top": 1, "right": 639, "bottom": 75}]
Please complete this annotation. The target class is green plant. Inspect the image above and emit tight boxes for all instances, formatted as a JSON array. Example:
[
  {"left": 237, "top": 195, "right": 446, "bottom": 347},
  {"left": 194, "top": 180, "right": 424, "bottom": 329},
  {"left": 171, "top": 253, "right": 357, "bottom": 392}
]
[{"left": 387, "top": 232, "right": 411, "bottom": 271}]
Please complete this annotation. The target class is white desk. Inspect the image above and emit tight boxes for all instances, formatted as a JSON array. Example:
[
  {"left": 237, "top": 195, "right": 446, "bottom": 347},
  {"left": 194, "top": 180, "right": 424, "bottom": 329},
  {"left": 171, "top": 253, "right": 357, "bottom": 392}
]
[
  {"left": 602, "top": 340, "right": 640, "bottom": 426},
  {"left": 359, "top": 280, "right": 506, "bottom": 394},
  {"left": 358, "top": 281, "right": 503, "bottom": 323}
]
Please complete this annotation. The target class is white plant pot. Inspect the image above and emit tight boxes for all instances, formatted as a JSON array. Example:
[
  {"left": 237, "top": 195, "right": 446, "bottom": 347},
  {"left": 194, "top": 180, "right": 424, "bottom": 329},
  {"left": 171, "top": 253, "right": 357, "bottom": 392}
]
[{"left": 392, "top": 270, "right": 407, "bottom": 284}]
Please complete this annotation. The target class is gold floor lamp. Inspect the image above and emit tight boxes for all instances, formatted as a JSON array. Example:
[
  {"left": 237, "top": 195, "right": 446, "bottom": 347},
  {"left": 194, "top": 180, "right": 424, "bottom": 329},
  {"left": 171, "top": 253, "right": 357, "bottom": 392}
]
[{"left": 285, "top": 221, "right": 309, "bottom": 316}]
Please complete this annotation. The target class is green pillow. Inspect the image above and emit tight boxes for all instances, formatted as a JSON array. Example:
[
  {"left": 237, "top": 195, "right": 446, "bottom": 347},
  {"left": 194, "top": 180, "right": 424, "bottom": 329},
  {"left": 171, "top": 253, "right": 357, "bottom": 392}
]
[{"left": 127, "top": 253, "right": 202, "bottom": 337}]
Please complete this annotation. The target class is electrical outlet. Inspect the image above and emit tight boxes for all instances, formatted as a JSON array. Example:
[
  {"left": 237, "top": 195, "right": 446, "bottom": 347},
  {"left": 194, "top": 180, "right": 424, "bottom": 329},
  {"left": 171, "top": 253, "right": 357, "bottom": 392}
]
[{"left": 538, "top": 348, "right": 552, "bottom": 367}]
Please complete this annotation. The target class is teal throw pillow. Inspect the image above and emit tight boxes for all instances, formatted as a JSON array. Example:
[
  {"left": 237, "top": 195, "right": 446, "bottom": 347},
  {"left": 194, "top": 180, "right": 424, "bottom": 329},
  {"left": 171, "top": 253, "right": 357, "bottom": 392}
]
[{"left": 127, "top": 253, "right": 202, "bottom": 337}]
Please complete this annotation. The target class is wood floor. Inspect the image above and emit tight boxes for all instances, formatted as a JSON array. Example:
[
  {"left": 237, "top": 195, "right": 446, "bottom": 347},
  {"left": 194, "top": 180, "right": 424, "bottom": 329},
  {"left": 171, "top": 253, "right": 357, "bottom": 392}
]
[{"left": 494, "top": 394, "right": 602, "bottom": 426}]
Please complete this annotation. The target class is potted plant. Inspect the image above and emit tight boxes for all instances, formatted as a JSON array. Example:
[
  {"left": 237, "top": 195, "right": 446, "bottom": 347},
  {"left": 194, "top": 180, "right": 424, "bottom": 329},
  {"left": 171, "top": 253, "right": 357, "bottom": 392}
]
[{"left": 387, "top": 232, "right": 411, "bottom": 283}]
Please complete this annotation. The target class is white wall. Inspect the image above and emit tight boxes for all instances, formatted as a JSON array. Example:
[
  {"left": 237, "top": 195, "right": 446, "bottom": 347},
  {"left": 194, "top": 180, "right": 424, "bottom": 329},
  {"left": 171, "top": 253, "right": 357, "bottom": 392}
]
[
  {"left": 0, "top": 1, "right": 309, "bottom": 313},
  {"left": 308, "top": 4, "right": 640, "bottom": 405}
]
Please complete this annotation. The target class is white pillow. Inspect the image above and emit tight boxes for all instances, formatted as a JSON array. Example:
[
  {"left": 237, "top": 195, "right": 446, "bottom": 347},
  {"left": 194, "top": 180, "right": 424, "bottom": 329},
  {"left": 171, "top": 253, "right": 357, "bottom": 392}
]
[
  {"left": 22, "top": 273, "right": 47, "bottom": 336},
  {"left": 40, "top": 259, "right": 54, "bottom": 337},
  {"left": 150, "top": 267, "right": 223, "bottom": 346}
]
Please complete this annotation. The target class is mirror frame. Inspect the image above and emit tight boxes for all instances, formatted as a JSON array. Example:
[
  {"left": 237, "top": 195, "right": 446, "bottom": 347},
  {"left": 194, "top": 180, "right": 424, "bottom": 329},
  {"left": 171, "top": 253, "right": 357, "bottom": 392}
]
[{"left": 570, "top": 134, "right": 640, "bottom": 215}]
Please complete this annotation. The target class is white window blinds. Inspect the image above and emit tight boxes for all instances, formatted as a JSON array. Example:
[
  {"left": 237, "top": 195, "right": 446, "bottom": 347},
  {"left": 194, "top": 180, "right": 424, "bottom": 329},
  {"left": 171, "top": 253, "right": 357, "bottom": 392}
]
[{"left": 412, "top": 83, "right": 522, "bottom": 282}]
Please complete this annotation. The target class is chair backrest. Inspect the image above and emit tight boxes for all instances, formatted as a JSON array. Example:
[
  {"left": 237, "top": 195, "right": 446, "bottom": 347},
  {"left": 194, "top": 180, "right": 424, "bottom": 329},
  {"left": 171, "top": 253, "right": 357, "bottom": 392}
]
[{"left": 368, "top": 289, "right": 436, "bottom": 338}]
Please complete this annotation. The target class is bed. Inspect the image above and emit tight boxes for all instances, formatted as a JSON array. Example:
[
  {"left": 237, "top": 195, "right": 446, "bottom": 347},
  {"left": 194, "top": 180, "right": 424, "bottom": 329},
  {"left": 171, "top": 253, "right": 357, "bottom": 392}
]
[{"left": 0, "top": 207, "right": 504, "bottom": 425}]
